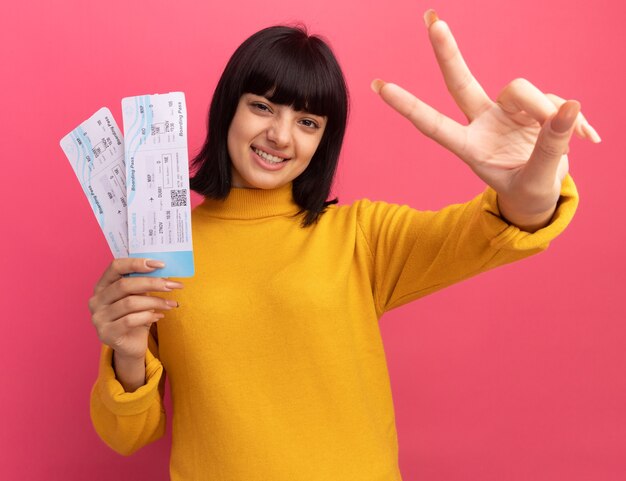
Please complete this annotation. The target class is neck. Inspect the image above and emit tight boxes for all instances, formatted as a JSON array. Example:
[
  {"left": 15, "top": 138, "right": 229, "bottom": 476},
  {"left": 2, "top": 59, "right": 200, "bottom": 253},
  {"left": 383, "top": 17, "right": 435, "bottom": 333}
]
[{"left": 197, "top": 183, "right": 301, "bottom": 220}]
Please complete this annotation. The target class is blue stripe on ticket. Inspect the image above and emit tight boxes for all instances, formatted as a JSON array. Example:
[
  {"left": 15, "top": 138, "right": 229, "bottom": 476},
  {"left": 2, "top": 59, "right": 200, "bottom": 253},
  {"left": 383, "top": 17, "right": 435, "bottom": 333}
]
[{"left": 129, "top": 250, "right": 195, "bottom": 278}]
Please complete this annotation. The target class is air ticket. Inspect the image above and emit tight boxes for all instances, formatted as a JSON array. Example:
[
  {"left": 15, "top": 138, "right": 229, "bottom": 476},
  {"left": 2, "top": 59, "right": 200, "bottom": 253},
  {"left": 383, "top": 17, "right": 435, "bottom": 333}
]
[
  {"left": 60, "top": 108, "right": 129, "bottom": 258},
  {"left": 122, "top": 92, "right": 194, "bottom": 278}
]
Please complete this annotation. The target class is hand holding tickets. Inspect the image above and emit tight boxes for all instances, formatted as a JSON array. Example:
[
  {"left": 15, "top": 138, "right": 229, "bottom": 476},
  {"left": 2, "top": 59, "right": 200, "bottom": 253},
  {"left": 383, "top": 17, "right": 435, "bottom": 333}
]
[{"left": 60, "top": 92, "right": 194, "bottom": 278}]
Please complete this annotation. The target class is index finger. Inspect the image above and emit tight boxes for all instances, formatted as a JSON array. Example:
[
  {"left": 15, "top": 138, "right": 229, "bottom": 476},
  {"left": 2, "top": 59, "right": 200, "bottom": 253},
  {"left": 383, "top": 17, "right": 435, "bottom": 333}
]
[
  {"left": 375, "top": 82, "right": 467, "bottom": 157},
  {"left": 94, "top": 258, "right": 165, "bottom": 295},
  {"left": 424, "top": 10, "right": 493, "bottom": 121}
]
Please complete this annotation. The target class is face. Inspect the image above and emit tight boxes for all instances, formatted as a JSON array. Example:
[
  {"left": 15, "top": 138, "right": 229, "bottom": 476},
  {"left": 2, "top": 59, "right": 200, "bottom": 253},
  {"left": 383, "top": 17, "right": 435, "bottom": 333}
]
[{"left": 227, "top": 93, "right": 327, "bottom": 189}]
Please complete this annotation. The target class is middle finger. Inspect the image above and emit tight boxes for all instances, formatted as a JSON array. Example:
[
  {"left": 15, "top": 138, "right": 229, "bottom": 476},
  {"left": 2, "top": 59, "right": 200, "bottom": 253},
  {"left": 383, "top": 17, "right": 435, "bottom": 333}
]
[{"left": 425, "top": 12, "right": 493, "bottom": 121}]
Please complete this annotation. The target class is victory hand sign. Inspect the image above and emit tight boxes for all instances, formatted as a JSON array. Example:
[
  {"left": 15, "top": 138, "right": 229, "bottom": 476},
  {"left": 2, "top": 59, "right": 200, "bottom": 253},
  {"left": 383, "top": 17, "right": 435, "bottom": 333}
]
[{"left": 371, "top": 9, "right": 601, "bottom": 232}]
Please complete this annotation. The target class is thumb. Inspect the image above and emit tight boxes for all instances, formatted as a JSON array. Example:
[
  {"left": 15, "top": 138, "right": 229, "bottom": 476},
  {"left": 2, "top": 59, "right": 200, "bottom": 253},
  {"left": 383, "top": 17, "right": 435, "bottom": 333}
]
[{"left": 526, "top": 100, "right": 580, "bottom": 181}]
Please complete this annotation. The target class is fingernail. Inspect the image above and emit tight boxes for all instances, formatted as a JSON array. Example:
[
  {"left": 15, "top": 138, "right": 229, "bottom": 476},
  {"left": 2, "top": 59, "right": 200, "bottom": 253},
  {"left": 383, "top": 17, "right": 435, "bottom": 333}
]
[
  {"left": 371, "top": 79, "right": 386, "bottom": 94},
  {"left": 165, "top": 299, "right": 179, "bottom": 308},
  {"left": 582, "top": 122, "right": 602, "bottom": 143},
  {"left": 423, "top": 9, "right": 439, "bottom": 28},
  {"left": 146, "top": 259, "right": 165, "bottom": 269},
  {"left": 551, "top": 100, "right": 581, "bottom": 133},
  {"left": 164, "top": 280, "right": 184, "bottom": 289}
]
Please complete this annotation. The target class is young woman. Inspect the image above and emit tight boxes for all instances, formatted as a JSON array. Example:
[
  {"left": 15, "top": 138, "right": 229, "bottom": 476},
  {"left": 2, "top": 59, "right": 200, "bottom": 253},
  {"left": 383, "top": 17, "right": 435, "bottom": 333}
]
[{"left": 89, "top": 11, "right": 598, "bottom": 480}]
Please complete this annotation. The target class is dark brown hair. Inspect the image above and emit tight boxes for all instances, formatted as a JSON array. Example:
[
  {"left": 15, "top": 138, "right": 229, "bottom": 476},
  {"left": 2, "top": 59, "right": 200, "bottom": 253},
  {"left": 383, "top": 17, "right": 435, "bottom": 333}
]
[{"left": 190, "top": 25, "right": 349, "bottom": 226}]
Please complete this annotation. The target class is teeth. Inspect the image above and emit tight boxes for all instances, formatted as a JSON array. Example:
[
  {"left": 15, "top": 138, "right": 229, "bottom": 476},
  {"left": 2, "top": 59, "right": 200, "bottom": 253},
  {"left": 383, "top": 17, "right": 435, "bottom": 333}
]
[{"left": 253, "top": 147, "right": 285, "bottom": 164}]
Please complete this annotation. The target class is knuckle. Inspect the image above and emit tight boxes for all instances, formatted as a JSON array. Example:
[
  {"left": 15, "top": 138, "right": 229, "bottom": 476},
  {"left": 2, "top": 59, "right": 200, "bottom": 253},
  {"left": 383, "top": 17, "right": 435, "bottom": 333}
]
[
  {"left": 451, "top": 71, "right": 474, "bottom": 94},
  {"left": 121, "top": 296, "right": 139, "bottom": 311},
  {"left": 119, "top": 296, "right": 131, "bottom": 311},
  {"left": 94, "top": 324, "right": 106, "bottom": 343},
  {"left": 427, "top": 113, "right": 444, "bottom": 139},
  {"left": 121, "top": 314, "right": 134, "bottom": 329},
  {"left": 135, "top": 257, "right": 148, "bottom": 271},
  {"left": 111, "top": 258, "right": 123, "bottom": 273},
  {"left": 88, "top": 296, "right": 98, "bottom": 313},
  {"left": 510, "top": 77, "right": 529, "bottom": 90},
  {"left": 124, "top": 312, "right": 149, "bottom": 330},
  {"left": 156, "top": 278, "right": 169, "bottom": 291},
  {"left": 545, "top": 92, "right": 563, "bottom": 103},
  {"left": 404, "top": 97, "right": 419, "bottom": 121},
  {"left": 117, "top": 277, "right": 130, "bottom": 292}
]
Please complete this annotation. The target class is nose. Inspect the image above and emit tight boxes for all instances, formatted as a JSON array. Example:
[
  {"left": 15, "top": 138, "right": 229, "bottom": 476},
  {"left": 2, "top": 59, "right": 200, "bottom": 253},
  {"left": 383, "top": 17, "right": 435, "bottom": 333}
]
[{"left": 266, "top": 115, "right": 291, "bottom": 148}]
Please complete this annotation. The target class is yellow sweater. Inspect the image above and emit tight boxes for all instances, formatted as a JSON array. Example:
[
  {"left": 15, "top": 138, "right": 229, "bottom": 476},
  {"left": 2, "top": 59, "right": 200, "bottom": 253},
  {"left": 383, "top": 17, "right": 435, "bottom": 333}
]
[{"left": 91, "top": 177, "right": 578, "bottom": 480}]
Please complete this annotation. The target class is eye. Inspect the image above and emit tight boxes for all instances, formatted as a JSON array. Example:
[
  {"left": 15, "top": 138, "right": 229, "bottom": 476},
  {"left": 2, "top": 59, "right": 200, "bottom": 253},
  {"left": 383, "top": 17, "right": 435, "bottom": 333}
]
[
  {"left": 299, "top": 118, "right": 320, "bottom": 129},
  {"left": 251, "top": 102, "right": 272, "bottom": 113}
]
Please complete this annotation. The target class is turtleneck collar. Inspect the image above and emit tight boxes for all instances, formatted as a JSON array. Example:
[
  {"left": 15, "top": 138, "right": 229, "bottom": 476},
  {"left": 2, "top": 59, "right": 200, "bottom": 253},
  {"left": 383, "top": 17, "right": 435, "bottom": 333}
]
[{"left": 196, "top": 183, "right": 301, "bottom": 220}]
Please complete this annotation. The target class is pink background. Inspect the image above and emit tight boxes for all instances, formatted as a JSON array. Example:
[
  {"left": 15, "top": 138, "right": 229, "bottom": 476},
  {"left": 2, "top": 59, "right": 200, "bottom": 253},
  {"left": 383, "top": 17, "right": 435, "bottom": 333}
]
[{"left": 1, "top": 0, "right": 625, "bottom": 479}]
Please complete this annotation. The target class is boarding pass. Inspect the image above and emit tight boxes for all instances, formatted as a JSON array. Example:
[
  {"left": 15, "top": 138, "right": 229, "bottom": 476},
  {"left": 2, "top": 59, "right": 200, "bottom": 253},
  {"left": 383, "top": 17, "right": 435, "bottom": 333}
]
[
  {"left": 60, "top": 108, "right": 129, "bottom": 259},
  {"left": 122, "top": 92, "right": 194, "bottom": 277},
  {"left": 60, "top": 93, "right": 194, "bottom": 277}
]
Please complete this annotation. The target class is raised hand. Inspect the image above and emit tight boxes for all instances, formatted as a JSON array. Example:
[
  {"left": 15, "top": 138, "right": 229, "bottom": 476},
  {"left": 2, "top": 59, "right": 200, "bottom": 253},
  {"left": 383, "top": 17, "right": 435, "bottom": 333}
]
[{"left": 371, "top": 9, "right": 600, "bottom": 232}]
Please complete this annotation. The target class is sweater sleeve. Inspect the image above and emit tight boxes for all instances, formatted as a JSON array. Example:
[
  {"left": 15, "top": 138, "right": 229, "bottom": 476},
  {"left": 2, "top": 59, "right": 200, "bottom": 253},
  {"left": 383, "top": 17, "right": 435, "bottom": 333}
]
[
  {"left": 357, "top": 175, "right": 579, "bottom": 316},
  {"left": 89, "top": 333, "right": 166, "bottom": 455}
]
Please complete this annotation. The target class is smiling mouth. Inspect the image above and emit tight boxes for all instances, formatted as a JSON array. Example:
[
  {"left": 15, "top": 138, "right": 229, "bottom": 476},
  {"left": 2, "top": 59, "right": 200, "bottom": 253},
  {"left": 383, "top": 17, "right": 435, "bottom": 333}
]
[{"left": 251, "top": 146, "right": 290, "bottom": 164}]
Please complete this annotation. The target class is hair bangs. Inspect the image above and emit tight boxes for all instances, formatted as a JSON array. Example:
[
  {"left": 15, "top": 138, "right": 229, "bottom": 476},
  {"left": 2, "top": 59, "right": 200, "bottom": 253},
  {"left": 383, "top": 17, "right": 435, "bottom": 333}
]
[{"left": 240, "top": 40, "right": 336, "bottom": 117}]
